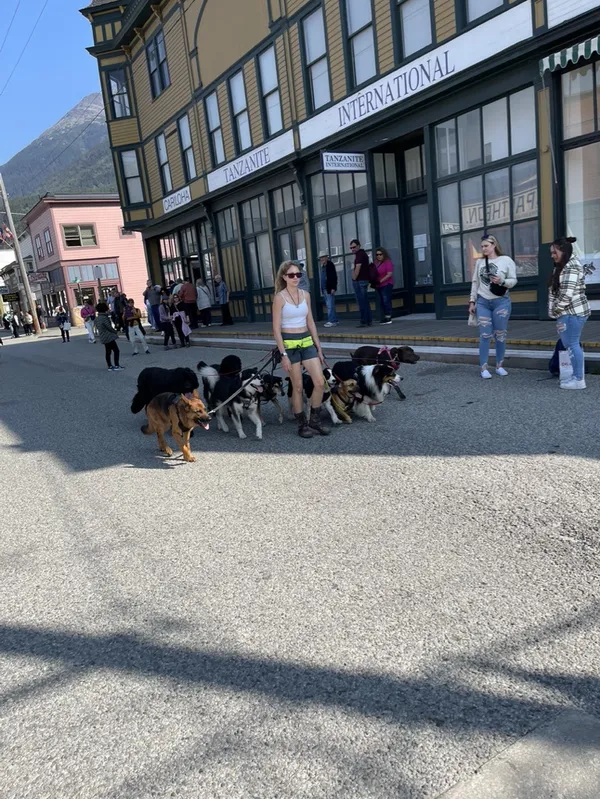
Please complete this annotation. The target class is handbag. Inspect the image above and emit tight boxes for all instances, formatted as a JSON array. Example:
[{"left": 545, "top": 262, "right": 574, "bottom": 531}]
[
  {"left": 486, "top": 257, "right": 507, "bottom": 296},
  {"left": 63, "top": 321, "right": 72, "bottom": 331},
  {"left": 468, "top": 311, "right": 478, "bottom": 327},
  {"left": 368, "top": 263, "right": 379, "bottom": 289}
]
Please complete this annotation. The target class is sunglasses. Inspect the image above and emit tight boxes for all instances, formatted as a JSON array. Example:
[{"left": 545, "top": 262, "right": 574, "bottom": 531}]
[{"left": 285, "top": 272, "right": 302, "bottom": 279}]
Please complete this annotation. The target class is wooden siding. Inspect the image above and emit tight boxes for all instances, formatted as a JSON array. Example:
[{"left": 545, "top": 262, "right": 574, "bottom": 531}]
[
  {"left": 289, "top": 24, "right": 306, "bottom": 122},
  {"left": 434, "top": 0, "right": 456, "bottom": 42},
  {"left": 244, "top": 60, "right": 264, "bottom": 147},
  {"left": 276, "top": 36, "right": 292, "bottom": 130},
  {"left": 285, "top": 0, "right": 311, "bottom": 14},
  {"left": 217, "top": 83, "right": 236, "bottom": 162},
  {"left": 94, "top": 24, "right": 104, "bottom": 44},
  {"left": 98, "top": 55, "right": 128, "bottom": 67},
  {"left": 109, "top": 117, "right": 140, "bottom": 147},
  {"left": 324, "top": 0, "right": 346, "bottom": 102},
  {"left": 190, "top": 176, "right": 207, "bottom": 200},
  {"left": 166, "top": 130, "right": 185, "bottom": 190},
  {"left": 129, "top": 209, "right": 149, "bottom": 222},
  {"left": 374, "top": 0, "right": 395, "bottom": 74},
  {"left": 269, "top": 0, "right": 283, "bottom": 21},
  {"left": 133, "top": 13, "right": 193, "bottom": 141}
]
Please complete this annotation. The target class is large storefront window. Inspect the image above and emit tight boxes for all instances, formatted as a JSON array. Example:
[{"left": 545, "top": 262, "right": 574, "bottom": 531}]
[
  {"left": 241, "top": 195, "right": 274, "bottom": 290},
  {"left": 562, "top": 63, "right": 600, "bottom": 283},
  {"left": 312, "top": 171, "right": 371, "bottom": 295},
  {"left": 180, "top": 222, "right": 216, "bottom": 298},
  {"left": 436, "top": 87, "right": 538, "bottom": 284},
  {"left": 159, "top": 233, "right": 184, "bottom": 286}
]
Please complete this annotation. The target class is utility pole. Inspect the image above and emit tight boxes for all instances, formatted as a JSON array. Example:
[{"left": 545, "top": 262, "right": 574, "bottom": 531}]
[{"left": 0, "top": 172, "right": 41, "bottom": 334}]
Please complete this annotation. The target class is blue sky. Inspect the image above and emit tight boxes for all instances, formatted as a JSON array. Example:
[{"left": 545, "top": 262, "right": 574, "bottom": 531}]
[{"left": 0, "top": 0, "right": 100, "bottom": 164}]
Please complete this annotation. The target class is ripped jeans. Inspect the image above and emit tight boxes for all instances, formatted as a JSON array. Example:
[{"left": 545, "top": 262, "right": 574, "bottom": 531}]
[
  {"left": 476, "top": 295, "right": 512, "bottom": 368},
  {"left": 557, "top": 314, "right": 587, "bottom": 380}
]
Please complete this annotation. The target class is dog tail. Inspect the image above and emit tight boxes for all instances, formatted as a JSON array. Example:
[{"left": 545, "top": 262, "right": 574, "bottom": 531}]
[
  {"left": 131, "top": 392, "right": 146, "bottom": 414},
  {"left": 197, "top": 363, "right": 218, "bottom": 390}
]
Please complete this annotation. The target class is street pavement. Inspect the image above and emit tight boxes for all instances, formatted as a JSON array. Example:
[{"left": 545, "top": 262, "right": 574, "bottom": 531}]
[{"left": 1, "top": 327, "right": 600, "bottom": 799}]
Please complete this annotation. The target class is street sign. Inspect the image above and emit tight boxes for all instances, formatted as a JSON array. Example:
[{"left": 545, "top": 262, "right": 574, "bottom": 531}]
[
  {"left": 0, "top": 285, "right": 10, "bottom": 294},
  {"left": 2, "top": 293, "right": 19, "bottom": 303}
]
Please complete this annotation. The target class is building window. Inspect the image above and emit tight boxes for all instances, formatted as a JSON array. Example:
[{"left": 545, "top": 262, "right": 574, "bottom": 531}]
[
  {"left": 561, "top": 63, "right": 600, "bottom": 280},
  {"left": 67, "top": 263, "right": 118, "bottom": 282},
  {"left": 466, "top": 0, "right": 504, "bottom": 23},
  {"left": 159, "top": 233, "right": 184, "bottom": 286},
  {"left": 62, "top": 225, "right": 98, "bottom": 248},
  {"left": 258, "top": 47, "right": 283, "bottom": 137},
  {"left": 435, "top": 87, "right": 538, "bottom": 284},
  {"left": 199, "top": 220, "right": 217, "bottom": 299},
  {"left": 34, "top": 234, "right": 44, "bottom": 260},
  {"left": 177, "top": 114, "right": 197, "bottom": 182},
  {"left": 147, "top": 30, "right": 170, "bottom": 99},
  {"left": 178, "top": 223, "right": 216, "bottom": 299},
  {"left": 43, "top": 228, "right": 54, "bottom": 256},
  {"left": 398, "top": 0, "right": 432, "bottom": 58},
  {"left": 156, "top": 133, "right": 172, "bottom": 194},
  {"left": 272, "top": 183, "right": 303, "bottom": 227},
  {"left": 121, "top": 150, "right": 144, "bottom": 205},
  {"left": 241, "top": 195, "right": 274, "bottom": 290},
  {"left": 373, "top": 153, "right": 399, "bottom": 199},
  {"left": 345, "top": 0, "right": 376, "bottom": 87},
  {"left": 205, "top": 92, "right": 226, "bottom": 167},
  {"left": 229, "top": 71, "right": 252, "bottom": 152},
  {"left": 108, "top": 69, "right": 131, "bottom": 118},
  {"left": 216, "top": 207, "right": 238, "bottom": 244},
  {"left": 404, "top": 145, "right": 426, "bottom": 194},
  {"left": 120, "top": 227, "right": 135, "bottom": 237},
  {"left": 311, "top": 170, "right": 371, "bottom": 294},
  {"left": 302, "top": 8, "right": 330, "bottom": 111}
]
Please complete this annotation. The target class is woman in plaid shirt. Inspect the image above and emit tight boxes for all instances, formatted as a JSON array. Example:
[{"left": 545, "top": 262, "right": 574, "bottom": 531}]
[{"left": 548, "top": 236, "right": 589, "bottom": 390}]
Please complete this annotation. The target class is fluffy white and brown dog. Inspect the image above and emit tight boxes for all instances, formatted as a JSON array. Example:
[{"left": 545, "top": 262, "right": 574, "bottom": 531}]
[{"left": 332, "top": 361, "right": 400, "bottom": 422}]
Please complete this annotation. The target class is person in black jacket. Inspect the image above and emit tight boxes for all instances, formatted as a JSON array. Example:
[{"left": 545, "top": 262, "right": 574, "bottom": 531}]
[{"left": 320, "top": 253, "right": 339, "bottom": 327}]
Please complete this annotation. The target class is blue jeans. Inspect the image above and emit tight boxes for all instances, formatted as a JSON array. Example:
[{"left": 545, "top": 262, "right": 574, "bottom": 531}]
[
  {"left": 476, "top": 295, "right": 512, "bottom": 368},
  {"left": 557, "top": 314, "right": 587, "bottom": 380},
  {"left": 377, "top": 284, "right": 393, "bottom": 319},
  {"left": 324, "top": 292, "right": 338, "bottom": 323},
  {"left": 353, "top": 280, "right": 372, "bottom": 325}
]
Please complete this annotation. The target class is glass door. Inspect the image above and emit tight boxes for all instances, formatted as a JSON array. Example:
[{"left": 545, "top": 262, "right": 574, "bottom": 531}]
[{"left": 405, "top": 200, "right": 434, "bottom": 312}]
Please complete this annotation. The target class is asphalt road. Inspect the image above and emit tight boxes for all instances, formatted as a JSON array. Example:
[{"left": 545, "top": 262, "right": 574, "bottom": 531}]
[{"left": 1, "top": 328, "right": 599, "bottom": 799}]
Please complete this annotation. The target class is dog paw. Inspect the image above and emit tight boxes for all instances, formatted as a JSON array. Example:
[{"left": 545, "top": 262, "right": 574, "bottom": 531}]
[
  {"left": 162, "top": 448, "right": 173, "bottom": 456},
  {"left": 184, "top": 455, "right": 197, "bottom": 462},
  {"left": 332, "top": 417, "right": 343, "bottom": 424},
  {"left": 255, "top": 434, "right": 263, "bottom": 440},
  {"left": 238, "top": 432, "right": 247, "bottom": 439}
]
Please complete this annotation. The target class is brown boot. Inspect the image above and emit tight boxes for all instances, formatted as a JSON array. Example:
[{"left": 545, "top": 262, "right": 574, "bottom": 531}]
[
  {"left": 295, "top": 412, "right": 313, "bottom": 438},
  {"left": 308, "top": 406, "right": 330, "bottom": 436}
]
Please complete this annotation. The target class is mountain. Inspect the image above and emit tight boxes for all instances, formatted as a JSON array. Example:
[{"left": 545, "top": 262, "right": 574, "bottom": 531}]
[{"left": 0, "top": 93, "right": 118, "bottom": 221}]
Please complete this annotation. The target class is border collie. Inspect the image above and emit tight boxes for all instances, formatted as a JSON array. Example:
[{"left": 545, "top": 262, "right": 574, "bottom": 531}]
[
  {"left": 351, "top": 345, "right": 420, "bottom": 401},
  {"left": 198, "top": 359, "right": 264, "bottom": 439},
  {"left": 332, "top": 361, "right": 400, "bottom": 422}
]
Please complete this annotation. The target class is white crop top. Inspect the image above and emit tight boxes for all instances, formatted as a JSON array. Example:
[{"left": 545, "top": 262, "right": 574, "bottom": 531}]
[{"left": 280, "top": 290, "right": 308, "bottom": 327}]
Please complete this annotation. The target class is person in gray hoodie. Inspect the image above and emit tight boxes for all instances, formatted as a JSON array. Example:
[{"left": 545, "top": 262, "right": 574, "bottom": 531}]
[
  {"left": 95, "top": 302, "right": 124, "bottom": 371},
  {"left": 143, "top": 280, "right": 162, "bottom": 330}
]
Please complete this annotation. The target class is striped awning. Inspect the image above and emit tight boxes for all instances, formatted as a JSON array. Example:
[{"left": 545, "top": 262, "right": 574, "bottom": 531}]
[{"left": 540, "top": 34, "right": 600, "bottom": 74}]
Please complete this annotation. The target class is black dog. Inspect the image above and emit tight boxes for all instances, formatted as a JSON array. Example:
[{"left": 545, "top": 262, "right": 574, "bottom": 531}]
[
  {"left": 258, "top": 373, "right": 285, "bottom": 424},
  {"left": 351, "top": 345, "right": 420, "bottom": 401},
  {"left": 131, "top": 367, "right": 199, "bottom": 414}
]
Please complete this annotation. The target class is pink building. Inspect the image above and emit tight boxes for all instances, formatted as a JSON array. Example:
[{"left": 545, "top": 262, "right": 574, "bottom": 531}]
[{"left": 24, "top": 194, "right": 148, "bottom": 321}]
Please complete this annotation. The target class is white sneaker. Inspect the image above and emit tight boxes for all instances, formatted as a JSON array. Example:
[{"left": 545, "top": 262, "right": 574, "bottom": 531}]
[
  {"left": 560, "top": 378, "right": 586, "bottom": 390},
  {"left": 495, "top": 367, "right": 508, "bottom": 376},
  {"left": 481, "top": 369, "right": 492, "bottom": 379},
  {"left": 324, "top": 322, "right": 333, "bottom": 327}
]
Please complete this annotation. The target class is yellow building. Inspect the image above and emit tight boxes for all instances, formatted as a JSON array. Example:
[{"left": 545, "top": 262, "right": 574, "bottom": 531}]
[{"left": 81, "top": 0, "right": 600, "bottom": 321}]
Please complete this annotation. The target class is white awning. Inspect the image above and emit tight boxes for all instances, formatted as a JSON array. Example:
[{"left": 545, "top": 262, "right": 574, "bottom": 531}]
[{"left": 540, "top": 34, "right": 600, "bottom": 73}]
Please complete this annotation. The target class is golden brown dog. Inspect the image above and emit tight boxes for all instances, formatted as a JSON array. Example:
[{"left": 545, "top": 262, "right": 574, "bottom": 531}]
[
  {"left": 329, "top": 379, "right": 359, "bottom": 424},
  {"left": 142, "top": 392, "right": 210, "bottom": 462}
]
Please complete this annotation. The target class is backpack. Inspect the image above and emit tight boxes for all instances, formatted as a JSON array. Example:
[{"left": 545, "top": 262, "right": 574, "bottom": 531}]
[{"left": 368, "top": 262, "right": 379, "bottom": 288}]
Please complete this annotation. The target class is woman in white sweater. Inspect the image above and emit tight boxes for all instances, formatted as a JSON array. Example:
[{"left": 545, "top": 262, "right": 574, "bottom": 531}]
[{"left": 469, "top": 234, "right": 518, "bottom": 379}]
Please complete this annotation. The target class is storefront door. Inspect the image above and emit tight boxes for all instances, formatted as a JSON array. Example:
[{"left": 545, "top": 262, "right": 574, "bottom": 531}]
[
  {"left": 277, "top": 227, "right": 306, "bottom": 266},
  {"left": 405, "top": 200, "right": 434, "bottom": 312}
]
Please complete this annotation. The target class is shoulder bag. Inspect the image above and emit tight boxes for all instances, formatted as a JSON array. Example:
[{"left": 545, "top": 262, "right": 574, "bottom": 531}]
[{"left": 486, "top": 257, "right": 508, "bottom": 297}]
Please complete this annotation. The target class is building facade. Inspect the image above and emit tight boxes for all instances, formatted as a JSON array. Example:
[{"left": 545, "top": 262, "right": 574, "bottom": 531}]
[
  {"left": 24, "top": 194, "right": 149, "bottom": 320},
  {"left": 81, "top": 0, "right": 600, "bottom": 322},
  {"left": 0, "top": 234, "right": 36, "bottom": 315}
]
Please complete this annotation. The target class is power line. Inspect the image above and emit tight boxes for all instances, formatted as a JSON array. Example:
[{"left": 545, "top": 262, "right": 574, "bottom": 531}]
[
  {"left": 0, "top": 0, "right": 49, "bottom": 99},
  {"left": 0, "top": 1, "right": 22, "bottom": 58}
]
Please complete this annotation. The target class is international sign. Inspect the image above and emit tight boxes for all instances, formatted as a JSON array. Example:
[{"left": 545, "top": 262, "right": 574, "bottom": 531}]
[
  {"left": 322, "top": 152, "right": 366, "bottom": 172},
  {"left": 163, "top": 186, "right": 192, "bottom": 215}
]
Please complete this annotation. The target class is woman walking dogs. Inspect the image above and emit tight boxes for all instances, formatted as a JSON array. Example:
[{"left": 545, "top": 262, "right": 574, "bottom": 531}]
[
  {"left": 548, "top": 236, "right": 589, "bottom": 390},
  {"left": 469, "top": 234, "right": 517, "bottom": 379},
  {"left": 273, "top": 261, "right": 330, "bottom": 438}
]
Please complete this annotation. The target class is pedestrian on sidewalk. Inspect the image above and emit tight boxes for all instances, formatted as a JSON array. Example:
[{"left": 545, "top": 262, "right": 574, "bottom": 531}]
[
  {"left": 95, "top": 302, "right": 124, "bottom": 371},
  {"left": 469, "top": 234, "right": 517, "bottom": 379},
  {"left": 548, "top": 236, "right": 590, "bottom": 390},
  {"left": 56, "top": 307, "right": 70, "bottom": 342},
  {"left": 273, "top": 260, "right": 330, "bottom": 439},
  {"left": 119, "top": 293, "right": 130, "bottom": 341},
  {"left": 10, "top": 312, "right": 20, "bottom": 338},
  {"left": 320, "top": 253, "right": 338, "bottom": 327},
  {"left": 3, "top": 313, "right": 10, "bottom": 331},
  {"left": 22, "top": 310, "right": 34, "bottom": 336},
  {"left": 172, "top": 295, "right": 191, "bottom": 347},
  {"left": 123, "top": 298, "right": 150, "bottom": 355},
  {"left": 80, "top": 300, "right": 97, "bottom": 343},
  {"left": 35, "top": 303, "right": 46, "bottom": 330},
  {"left": 179, "top": 277, "right": 198, "bottom": 329},
  {"left": 215, "top": 274, "right": 233, "bottom": 326},
  {"left": 159, "top": 295, "right": 176, "bottom": 350},
  {"left": 143, "top": 280, "right": 162, "bottom": 330},
  {"left": 196, "top": 278, "right": 212, "bottom": 327},
  {"left": 350, "top": 238, "right": 372, "bottom": 328},
  {"left": 374, "top": 247, "right": 394, "bottom": 325}
]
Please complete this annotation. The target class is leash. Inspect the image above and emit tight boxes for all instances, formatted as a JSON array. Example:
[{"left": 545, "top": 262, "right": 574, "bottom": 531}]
[{"left": 206, "top": 348, "right": 279, "bottom": 417}]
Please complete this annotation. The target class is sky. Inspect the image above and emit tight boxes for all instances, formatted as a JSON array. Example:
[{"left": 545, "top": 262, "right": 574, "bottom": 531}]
[{"left": 0, "top": 0, "right": 100, "bottom": 165}]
